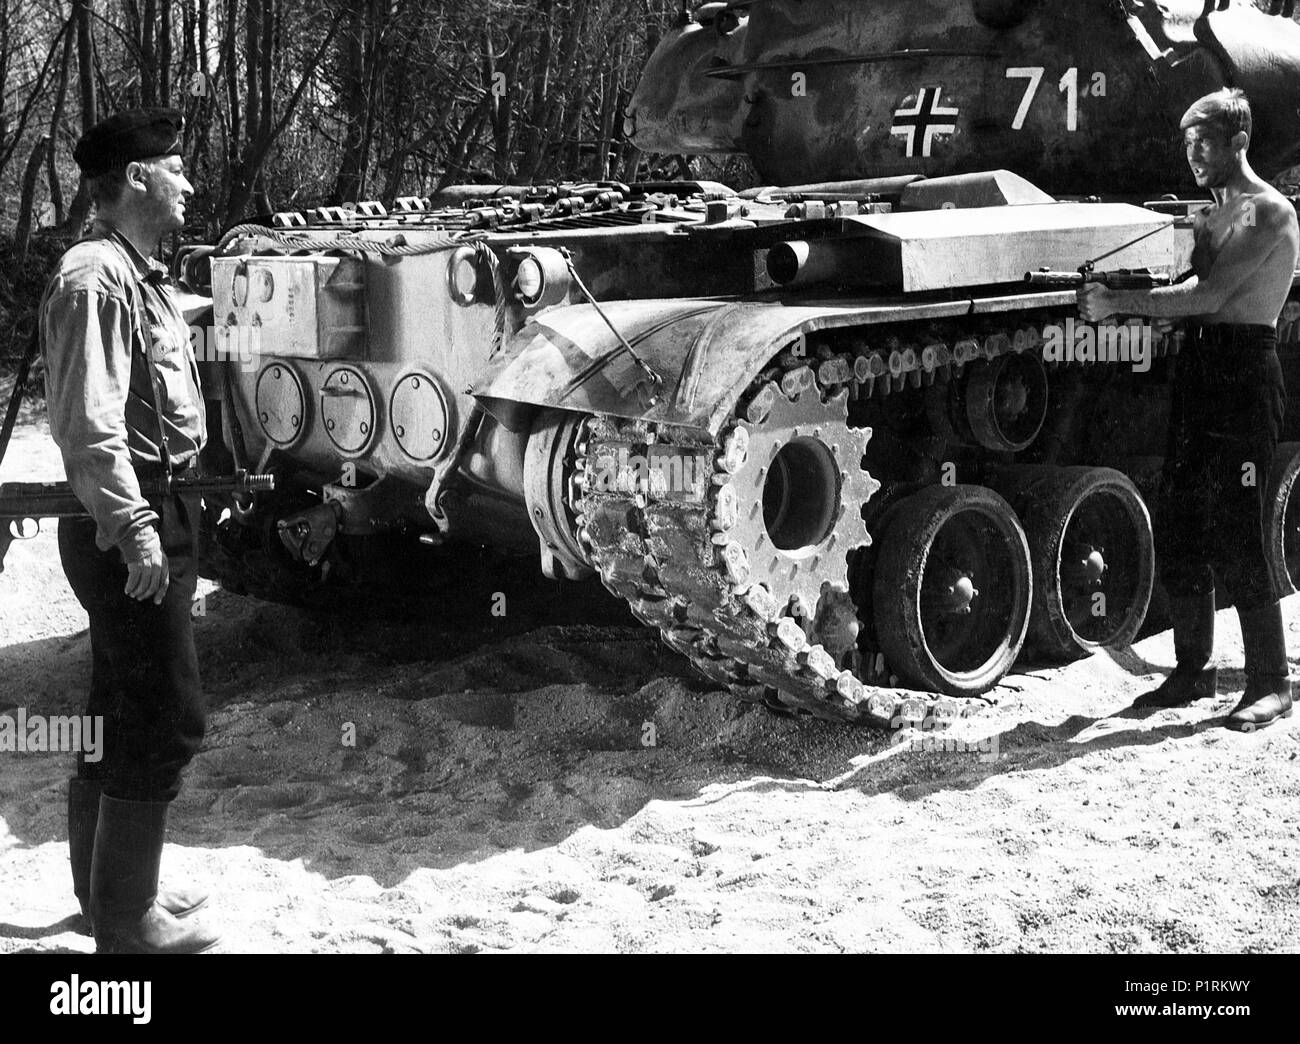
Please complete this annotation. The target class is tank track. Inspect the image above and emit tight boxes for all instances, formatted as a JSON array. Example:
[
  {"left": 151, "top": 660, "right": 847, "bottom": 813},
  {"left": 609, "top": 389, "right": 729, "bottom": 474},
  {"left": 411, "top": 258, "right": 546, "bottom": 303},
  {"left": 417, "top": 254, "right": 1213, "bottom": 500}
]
[
  {"left": 574, "top": 419, "right": 894, "bottom": 723},
  {"left": 570, "top": 315, "right": 1190, "bottom": 725},
  {"left": 572, "top": 346, "right": 935, "bottom": 726}
]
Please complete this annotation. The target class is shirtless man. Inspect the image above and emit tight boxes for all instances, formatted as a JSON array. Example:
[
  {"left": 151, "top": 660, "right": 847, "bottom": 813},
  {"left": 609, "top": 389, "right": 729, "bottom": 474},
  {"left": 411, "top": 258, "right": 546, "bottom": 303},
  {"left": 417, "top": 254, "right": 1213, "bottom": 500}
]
[{"left": 1080, "top": 87, "right": 1299, "bottom": 730}]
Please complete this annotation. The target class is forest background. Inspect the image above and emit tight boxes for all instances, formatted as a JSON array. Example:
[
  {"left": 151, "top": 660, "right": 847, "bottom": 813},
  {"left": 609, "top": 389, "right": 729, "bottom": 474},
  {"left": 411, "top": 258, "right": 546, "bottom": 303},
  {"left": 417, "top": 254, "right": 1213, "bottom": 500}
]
[
  {"left": 3, "top": 1, "right": 1299, "bottom": 369},
  {"left": 0, "top": 0, "right": 710, "bottom": 365}
]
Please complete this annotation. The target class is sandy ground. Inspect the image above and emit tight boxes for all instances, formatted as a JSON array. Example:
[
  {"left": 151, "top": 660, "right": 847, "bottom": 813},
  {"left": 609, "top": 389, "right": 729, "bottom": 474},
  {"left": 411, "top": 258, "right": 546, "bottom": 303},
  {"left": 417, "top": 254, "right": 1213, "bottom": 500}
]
[{"left": 1, "top": 410, "right": 1297, "bottom": 954}]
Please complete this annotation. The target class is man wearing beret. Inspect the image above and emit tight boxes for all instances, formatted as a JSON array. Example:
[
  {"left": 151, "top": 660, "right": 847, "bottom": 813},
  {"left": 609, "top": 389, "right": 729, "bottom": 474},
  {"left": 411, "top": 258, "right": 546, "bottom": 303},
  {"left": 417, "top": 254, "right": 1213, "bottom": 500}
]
[{"left": 40, "top": 107, "right": 219, "bottom": 953}]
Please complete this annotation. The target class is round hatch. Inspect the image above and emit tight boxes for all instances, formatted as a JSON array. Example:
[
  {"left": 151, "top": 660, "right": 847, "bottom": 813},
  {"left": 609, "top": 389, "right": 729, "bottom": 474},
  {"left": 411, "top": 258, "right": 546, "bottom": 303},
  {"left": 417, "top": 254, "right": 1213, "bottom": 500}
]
[
  {"left": 320, "top": 366, "right": 376, "bottom": 455},
  {"left": 254, "top": 363, "right": 306, "bottom": 447},
  {"left": 389, "top": 372, "right": 451, "bottom": 463}
]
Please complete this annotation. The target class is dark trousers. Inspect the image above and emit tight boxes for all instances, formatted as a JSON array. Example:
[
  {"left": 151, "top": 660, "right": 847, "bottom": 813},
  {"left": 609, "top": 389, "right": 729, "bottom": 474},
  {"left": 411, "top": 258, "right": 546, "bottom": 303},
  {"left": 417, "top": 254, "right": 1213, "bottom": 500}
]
[
  {"left": 1157, "top": 326, "right": 1285, "bottom": 610},
  {"left": 57, "top": 501, "right": 205, "bottom": 802}
]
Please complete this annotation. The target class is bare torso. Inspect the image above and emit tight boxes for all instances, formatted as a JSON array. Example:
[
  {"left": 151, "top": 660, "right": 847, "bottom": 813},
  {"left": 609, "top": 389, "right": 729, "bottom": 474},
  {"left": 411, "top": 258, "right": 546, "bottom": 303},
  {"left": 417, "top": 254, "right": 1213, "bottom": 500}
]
[{"left": 1190, "top": 184, "right": 1299, "bottom": 325}]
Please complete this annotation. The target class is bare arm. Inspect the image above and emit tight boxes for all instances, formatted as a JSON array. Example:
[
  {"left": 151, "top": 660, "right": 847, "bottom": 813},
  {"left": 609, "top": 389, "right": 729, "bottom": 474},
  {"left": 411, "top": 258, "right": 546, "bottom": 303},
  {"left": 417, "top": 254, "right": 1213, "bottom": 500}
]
[{"left": 1080, "top": 198, "right": 1292, "bottom": 320}]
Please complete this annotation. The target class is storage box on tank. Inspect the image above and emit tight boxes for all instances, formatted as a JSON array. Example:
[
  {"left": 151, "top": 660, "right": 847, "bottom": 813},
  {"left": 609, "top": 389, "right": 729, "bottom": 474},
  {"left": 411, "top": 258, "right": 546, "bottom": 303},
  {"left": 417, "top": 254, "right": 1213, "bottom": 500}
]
[{"left": 210, "top": 255, "right": 366, "bottom": 359}]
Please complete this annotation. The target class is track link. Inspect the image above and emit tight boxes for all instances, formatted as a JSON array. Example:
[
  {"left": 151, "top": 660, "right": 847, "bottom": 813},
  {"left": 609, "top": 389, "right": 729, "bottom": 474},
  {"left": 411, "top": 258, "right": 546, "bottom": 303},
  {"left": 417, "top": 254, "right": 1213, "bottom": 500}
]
[
  {"left": 572, "top": 352, "right": 973, "bottom": 727},
  {"left": 572, "top": 311, "right": 1176, "bottom": 725}
]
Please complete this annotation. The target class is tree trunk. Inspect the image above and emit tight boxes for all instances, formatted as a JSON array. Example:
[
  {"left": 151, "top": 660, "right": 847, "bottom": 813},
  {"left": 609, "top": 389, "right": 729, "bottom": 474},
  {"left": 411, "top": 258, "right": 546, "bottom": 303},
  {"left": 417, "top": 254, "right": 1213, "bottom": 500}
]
[
  {"left": 597, "top": 66, "right": 617, "bottom": 181},
  {"left": 0, "top": 0, "right": 11, "bottom": 154},
  {"left": 180, "top": 0, "right": 194, "bottom": 92},
  {"left": 159, "top": 0, "right": 173, "bottom": 106},
  {"left": 46, "top": 27, "right": 75, "bottom": 230},
  {"left": 439, "top": 94, "right": 492, "bottom": 189},
  {"left": 198, "top": 0, "right": 209, "bottom": 77},
  {"left": 245, "top": 0, "right": 261, "bottom": 146},
  {"left": 226, "top": 0, "right": 265, "bottom": 221},
  {"left": 63, "top": 0, "right": 99, "bottom": 239},
  {"left": 518, "top": 2, "right": 554, "bottom": 180},
  {"left": 333, "top": 0, "right": 370, "bottom": 203},
  {"left": 182, "top": 0, "right": 215, "bottom": 213},
  {"left": 75, "top": 0, "right": 97, "bottom": 127},
  {"left": 16, "top": 135, "right": 51, "bottom": 262},
  {"left": 0, "top": 16, "right": 73, "bottom": 184},
  {"left": 223, "top": 4, "right": 348, "bottom": 223},
  {"left": 140, "top": 0, "right": 157, "bottom": 106},
  {"left": 253, "top": 171, "right": 272, "bottom": 215},
  {"left": 259, "top": 0, "right": 274, "bottom": 143},
  {"left": 223, "top": 0, "right": 238, "bottom": 144},
  {"left": 487, "top": 21, "right": 523, "bottom": 182}
]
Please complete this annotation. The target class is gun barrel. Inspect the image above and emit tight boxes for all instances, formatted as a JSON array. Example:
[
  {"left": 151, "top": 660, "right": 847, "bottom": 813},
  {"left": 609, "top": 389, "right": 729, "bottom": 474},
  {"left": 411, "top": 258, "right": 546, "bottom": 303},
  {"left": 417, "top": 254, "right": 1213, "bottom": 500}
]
[
  {"left": 1026, "top": 269, "right": 1174, "bottom": 289},
  {"left": 0, "top": 472, "right": 274, "bottom": 513},
  {"left": 1, "top": 473, "right": 274, "bottom": 525},
  {"left": 0, "top": 483, "right": 89, "bottom": 519},
  {"left": 0, "top": 472, "right": 274, "bottom": 575},
  {"left": 170, "top": 472, "right": 275, "bottom": 494},
  {"left": 1025, "top": 270, "right": 1086, "bottom": 287}
]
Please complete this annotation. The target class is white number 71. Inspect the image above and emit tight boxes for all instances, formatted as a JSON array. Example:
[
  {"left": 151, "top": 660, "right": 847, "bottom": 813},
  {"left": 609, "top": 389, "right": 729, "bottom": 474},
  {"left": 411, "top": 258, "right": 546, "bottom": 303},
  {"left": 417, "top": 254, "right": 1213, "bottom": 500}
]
[{"left": 1006, "top": 66, "right": 1080, "bottom": 131}]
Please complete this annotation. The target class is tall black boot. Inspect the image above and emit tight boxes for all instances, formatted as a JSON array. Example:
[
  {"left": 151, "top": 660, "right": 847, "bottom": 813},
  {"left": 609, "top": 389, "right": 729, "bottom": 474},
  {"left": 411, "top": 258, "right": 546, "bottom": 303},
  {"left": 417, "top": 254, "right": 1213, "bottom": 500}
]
[
  {"left": 68, "top": 779, "right": 99, "bottom": 934},
  {"left": 68, "top": 779, "right": 207, "bottom": 935},
  {"left": 1136, "top": 592, "right": 1218, "bottom": 707},
  {"left": 1229, "top": 602, "right": 1294, "bottom": 732},
  {"left": 89, "top": 795, "right": 221, "bottom": 954}
]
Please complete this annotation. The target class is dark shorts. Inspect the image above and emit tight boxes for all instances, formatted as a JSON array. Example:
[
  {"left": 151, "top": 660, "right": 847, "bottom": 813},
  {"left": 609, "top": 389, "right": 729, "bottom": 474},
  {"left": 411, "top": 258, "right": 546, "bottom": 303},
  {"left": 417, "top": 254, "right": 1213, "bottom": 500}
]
[
  {"left": 58, "top": 494, "right": 205, "bottom": 802},
  {"left": 1157, "top": 323, "right": 1285, "bottom": 609}
]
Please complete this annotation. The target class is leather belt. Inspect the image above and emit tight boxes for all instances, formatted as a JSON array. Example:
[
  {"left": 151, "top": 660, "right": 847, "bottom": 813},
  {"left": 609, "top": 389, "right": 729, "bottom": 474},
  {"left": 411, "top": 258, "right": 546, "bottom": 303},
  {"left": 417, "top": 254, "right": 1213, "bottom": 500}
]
[{"left": 1182, "top": 322, "right": 1278, "bottom": 349}]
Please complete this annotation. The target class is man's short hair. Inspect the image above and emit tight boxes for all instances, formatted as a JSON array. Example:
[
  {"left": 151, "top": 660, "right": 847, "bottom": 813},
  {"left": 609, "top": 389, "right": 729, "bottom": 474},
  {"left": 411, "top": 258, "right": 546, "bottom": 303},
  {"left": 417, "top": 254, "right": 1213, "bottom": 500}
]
[
  {"left": 89, "top": 168, "right": 128, "bottom": 207},
  {"left": 89, "top": 158, "right": 164, "bottom": 208},
  {"left": 1180, "top": 88, "right": 1252, "bottom": 143}
]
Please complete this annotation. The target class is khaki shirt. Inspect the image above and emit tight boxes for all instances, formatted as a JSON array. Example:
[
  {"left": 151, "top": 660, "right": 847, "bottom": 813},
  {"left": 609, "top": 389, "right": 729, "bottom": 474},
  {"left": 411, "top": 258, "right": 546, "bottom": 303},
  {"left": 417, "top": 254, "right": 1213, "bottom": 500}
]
[{"left": 40, "top": 220, "right": 206, "bottom": 557}]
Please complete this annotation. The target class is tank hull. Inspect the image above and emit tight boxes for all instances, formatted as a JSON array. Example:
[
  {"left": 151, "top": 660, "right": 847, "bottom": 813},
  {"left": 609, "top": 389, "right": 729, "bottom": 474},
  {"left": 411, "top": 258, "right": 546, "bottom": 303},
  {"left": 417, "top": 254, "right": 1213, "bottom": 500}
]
[{"left": 187, "top": 171, "right": 1300, "bottom": 724}]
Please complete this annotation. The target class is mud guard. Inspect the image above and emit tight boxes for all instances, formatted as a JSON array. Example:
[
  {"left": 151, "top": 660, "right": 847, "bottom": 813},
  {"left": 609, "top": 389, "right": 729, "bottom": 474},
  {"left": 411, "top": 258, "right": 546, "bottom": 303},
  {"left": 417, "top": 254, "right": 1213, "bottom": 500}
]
[{"left": 472, "top": 295, "right": 984, "bottom": 437}]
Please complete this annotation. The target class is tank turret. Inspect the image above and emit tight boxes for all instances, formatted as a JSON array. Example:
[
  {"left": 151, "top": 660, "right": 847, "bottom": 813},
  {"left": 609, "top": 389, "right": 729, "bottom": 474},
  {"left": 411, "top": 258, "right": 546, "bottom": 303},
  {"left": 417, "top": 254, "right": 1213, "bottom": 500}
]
[{"left": 627, "top": 0, "right": 1300, "bottom": 193}]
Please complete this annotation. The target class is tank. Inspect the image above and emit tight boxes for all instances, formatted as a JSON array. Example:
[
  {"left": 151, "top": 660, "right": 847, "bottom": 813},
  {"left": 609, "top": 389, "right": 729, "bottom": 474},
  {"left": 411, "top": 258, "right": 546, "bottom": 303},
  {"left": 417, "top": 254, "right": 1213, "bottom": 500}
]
[
  {"left": 628, "top": 0, "right": 1300, "bottom": 194},
  {"left": 181, "top": 0, "right": 1300, "bottom": 727}
]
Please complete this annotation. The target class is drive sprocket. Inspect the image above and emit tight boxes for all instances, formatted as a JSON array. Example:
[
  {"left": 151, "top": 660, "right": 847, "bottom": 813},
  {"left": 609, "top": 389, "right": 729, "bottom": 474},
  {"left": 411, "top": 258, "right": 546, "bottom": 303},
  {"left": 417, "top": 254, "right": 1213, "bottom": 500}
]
[
  {"left": 715, "top": 385, "right": 877, "bottom": 666},
  {"left": 573, "top": 362, "right": 935, "bottom": 724}
]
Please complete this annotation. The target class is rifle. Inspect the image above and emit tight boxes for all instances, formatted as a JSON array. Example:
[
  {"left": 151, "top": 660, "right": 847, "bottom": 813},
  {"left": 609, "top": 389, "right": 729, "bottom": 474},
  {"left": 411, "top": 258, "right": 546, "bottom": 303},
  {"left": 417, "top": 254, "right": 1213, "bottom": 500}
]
[
  {"left": 0, "top": 470, "right": 274, "bottom": 574},
  {"left": 1025, "top": 264, "right": 1174, "bottom": 289}
]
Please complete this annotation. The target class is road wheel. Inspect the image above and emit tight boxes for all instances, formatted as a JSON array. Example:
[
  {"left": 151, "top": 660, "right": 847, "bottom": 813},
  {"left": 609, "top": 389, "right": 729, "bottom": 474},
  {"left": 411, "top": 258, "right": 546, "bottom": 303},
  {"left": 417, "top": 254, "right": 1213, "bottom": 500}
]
[
  {"left": 1266, "top": 441, "right": 1300, "bottom": 596},
  {"left": 1014, "top": 466, "right": 1154, "bottom": 660},
  {"left": 872, "top": 484, "right": 1031, "bottom": 695}
]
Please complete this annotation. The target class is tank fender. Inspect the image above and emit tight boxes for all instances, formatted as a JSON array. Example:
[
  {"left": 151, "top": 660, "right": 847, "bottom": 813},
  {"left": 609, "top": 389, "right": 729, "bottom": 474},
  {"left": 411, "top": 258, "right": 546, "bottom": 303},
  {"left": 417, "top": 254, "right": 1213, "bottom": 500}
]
[
  {"left": 474, "top": 299, "right": 723, "bottom": 434},
  {"left": 472, "top": 295, "right": 975, "bottom": 437}
]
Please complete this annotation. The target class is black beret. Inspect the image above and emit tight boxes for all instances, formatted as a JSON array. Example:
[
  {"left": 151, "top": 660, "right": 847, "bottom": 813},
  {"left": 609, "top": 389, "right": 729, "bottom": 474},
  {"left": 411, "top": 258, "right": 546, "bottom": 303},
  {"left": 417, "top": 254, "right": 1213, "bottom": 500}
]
[{"left": 73, "top": 107, "right": 183, "bottom": 178}]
